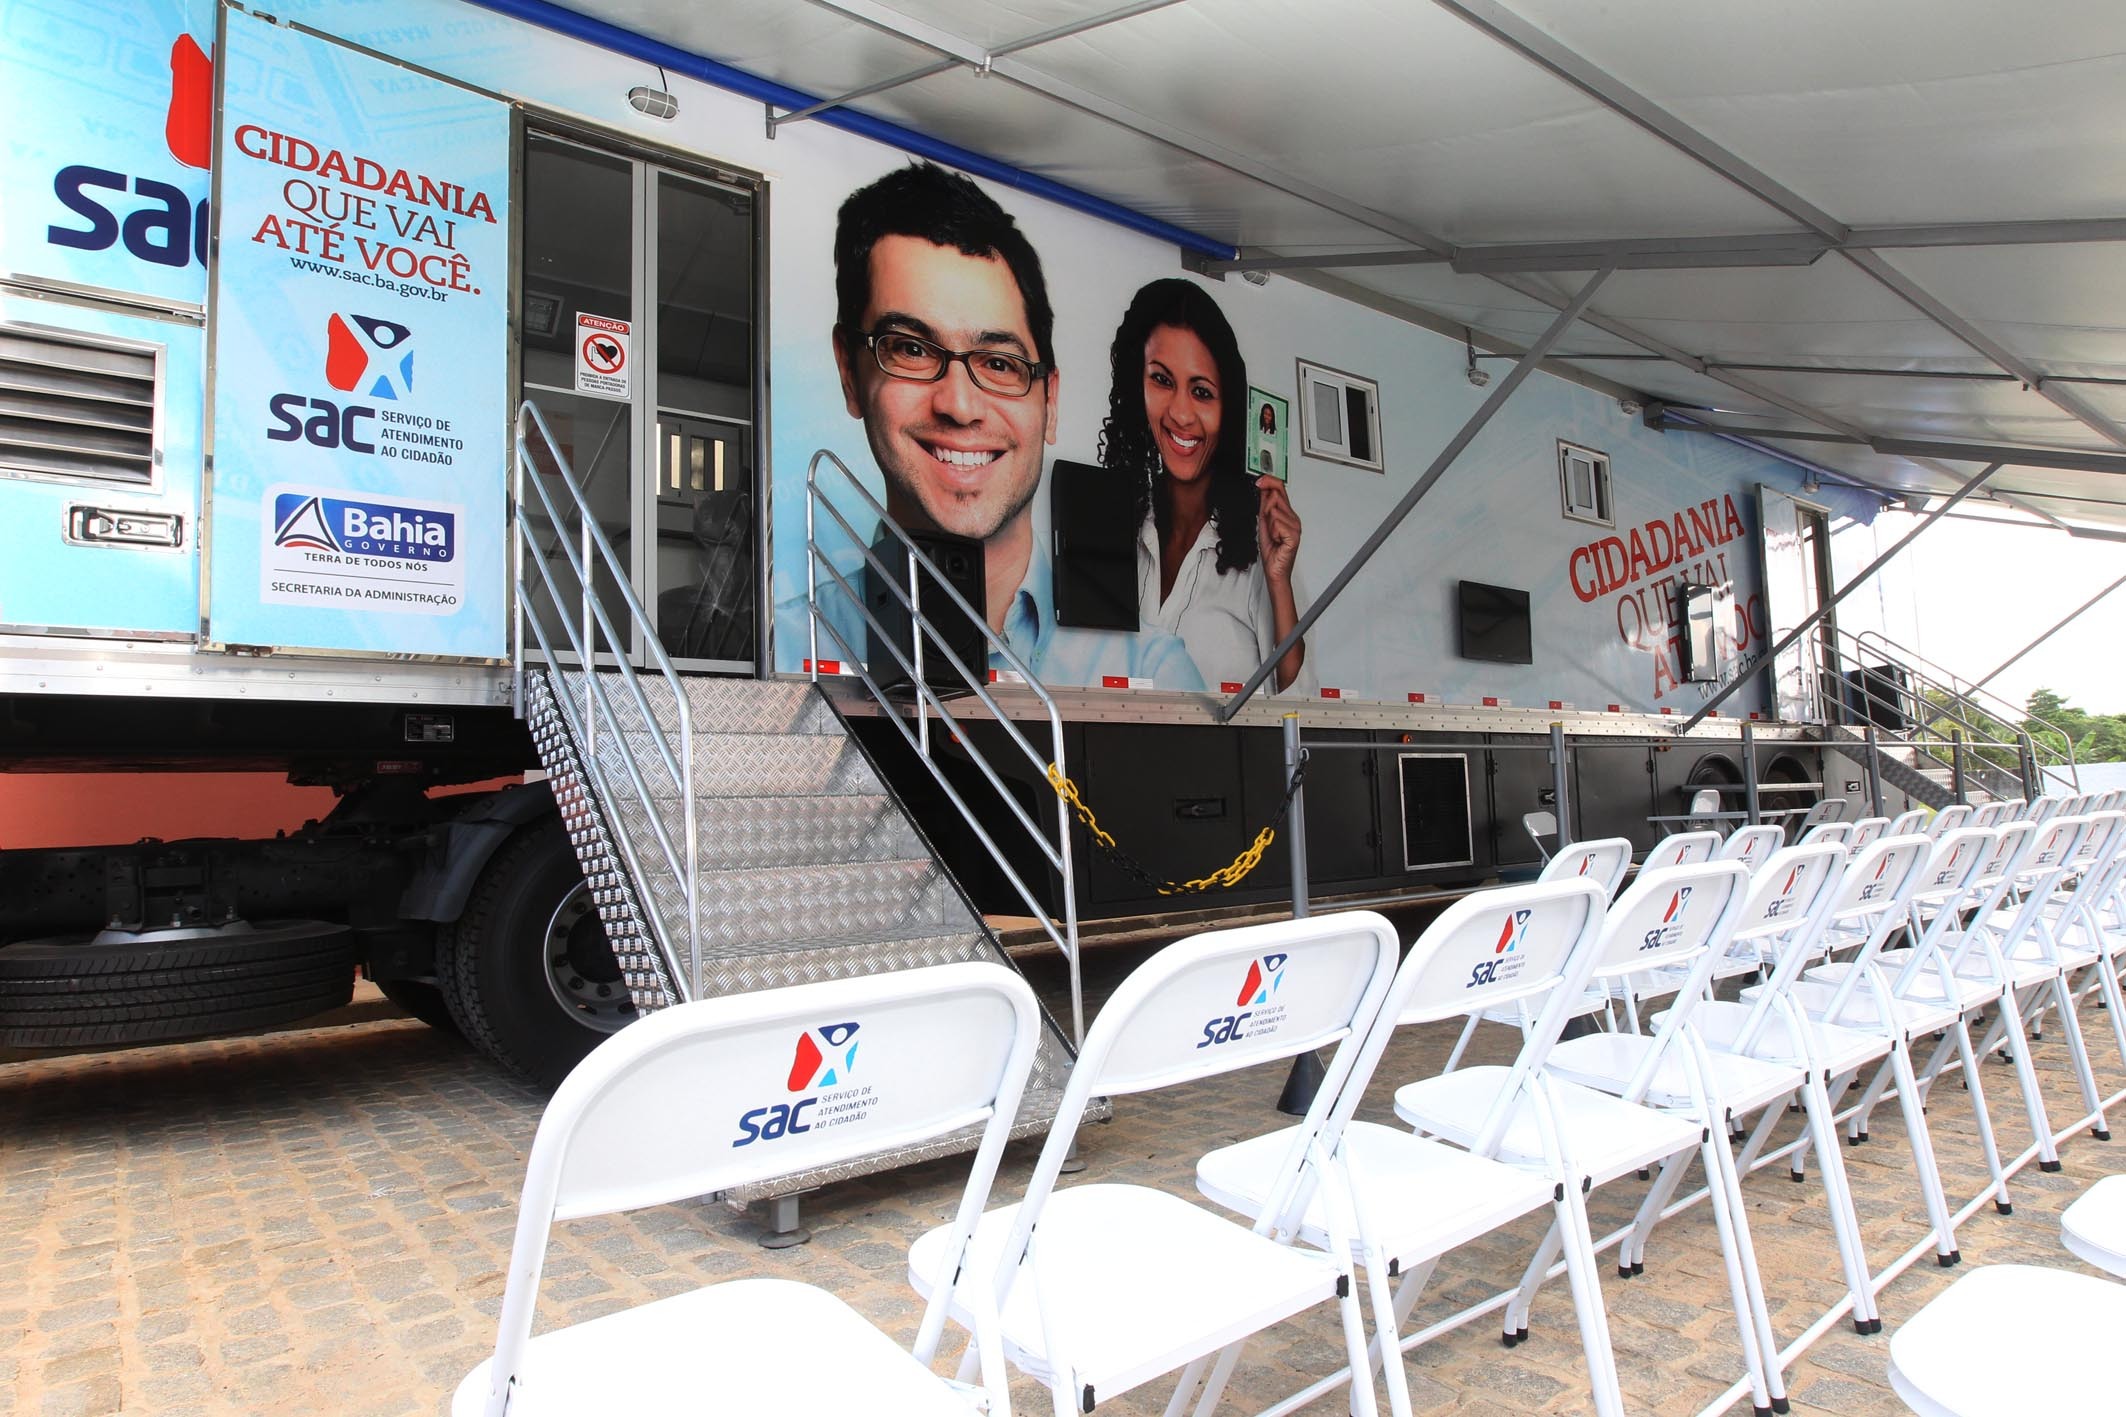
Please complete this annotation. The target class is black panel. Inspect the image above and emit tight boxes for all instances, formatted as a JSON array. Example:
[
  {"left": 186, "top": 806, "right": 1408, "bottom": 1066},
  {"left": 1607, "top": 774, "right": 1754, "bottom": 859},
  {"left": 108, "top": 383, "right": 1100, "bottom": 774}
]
[
  {"left": 1049, "top": 459, "right": 1138, "bottom": 631},
  {"left": 1570, "top": 740, "right": 1659, "bottom": 852},
  {"left": 1078, "top": 722, "right": 1249, "bottom": 911},
  {"left": 1242, "top": 727, "right": 1378, "bottom": 890},
  {"left": 1379, "top": 734, "right": 1480, "bottom": 879},
  {"left": 1486, "top": 733, "right": 1555, "bottom": 868},
  {"left": 865, "top": 528, "right": 986, "bottom": 690}
]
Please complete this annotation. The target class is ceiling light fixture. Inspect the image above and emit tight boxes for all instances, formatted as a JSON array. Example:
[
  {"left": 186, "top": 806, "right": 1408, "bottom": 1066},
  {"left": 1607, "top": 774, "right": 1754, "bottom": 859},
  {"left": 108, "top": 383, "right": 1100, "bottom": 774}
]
[
  {"left": 629, "top": 65, "right": 678, "bottom": 120},
  {"left": 1464, "top": 329, "right": 1490, "bottom": 388}
]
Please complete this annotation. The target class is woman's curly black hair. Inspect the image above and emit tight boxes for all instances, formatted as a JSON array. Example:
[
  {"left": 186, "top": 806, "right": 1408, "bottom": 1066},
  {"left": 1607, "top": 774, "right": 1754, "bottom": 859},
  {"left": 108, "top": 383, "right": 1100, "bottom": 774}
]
[{"left": 1096, "top": 279, "right": 1259, "bottom": 575}]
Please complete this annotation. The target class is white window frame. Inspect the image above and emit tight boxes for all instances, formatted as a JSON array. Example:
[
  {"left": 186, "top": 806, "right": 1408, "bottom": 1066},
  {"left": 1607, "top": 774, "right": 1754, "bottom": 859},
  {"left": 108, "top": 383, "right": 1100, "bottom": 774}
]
[
  {"left": 1557, "top": 440, "right": 1612, "bottom": 527},
  {"left": 1296, "top": 359, "right": 1384, "bottom": 472}
]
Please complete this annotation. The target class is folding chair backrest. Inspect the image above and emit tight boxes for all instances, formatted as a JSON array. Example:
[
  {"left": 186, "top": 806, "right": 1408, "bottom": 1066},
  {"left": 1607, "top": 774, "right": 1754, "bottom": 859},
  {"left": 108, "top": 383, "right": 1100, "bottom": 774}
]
[
  {"left": 1800, "top": 798, "right": 1848, "bottom": 830},
  {"left": 1725, "top": 842, "right": 1850, "bottom": 1050},
  {"left": 2028, "top": 796, "right": 2065, "bottom": 823},
  {"left": 1968, "top": 803, "right": 2007, "bottom": 828},
  {"left": 2068, "top": 810, "right": 2125, "bottom": 873},
  {"left": 1718, "top": 823, "right": 1785, "bottom": 873},
  {"left": 481, "top": 962, "right": 1041, "bottom": 1415},
  {"left": 1801, "top": 820, "right": 1853, "bottom": 846},
  {"left": 1541, "top": 835, "right": 1632, "bottom": 896},
  {"left": 1523, "top": 811, "right": 1559, "bottom": 863},
  {"left": 1811, "top": 835, "right": 1936, "bottom": 1017},
  {"left": 1925, "top": 804, "right": 1972, "bottom": 838},
  {"left": 1889, "top": 827, "right": 2002, "bottom": 993},
  {"left": 1363, "top": 880, "right": 1608, "bottom": 1157},
  {"left": 1642, "top": 830, "right": 1721, "bottom": 872},
  {"left": 996, "top": 912, "right": 1400, "bottom": 1290},
  {"left": 1995, "top": 798, "right": 2028, "bottom": 822},
  {"left": 1585, "top": 860, "right": 1753, "bottom": 1099},
  {"left": 1889, "top": 808, "right": 1931, "bottom": 836},
  {"left": 1848, "top": 816, "right": 1891, "bottom": 848}
]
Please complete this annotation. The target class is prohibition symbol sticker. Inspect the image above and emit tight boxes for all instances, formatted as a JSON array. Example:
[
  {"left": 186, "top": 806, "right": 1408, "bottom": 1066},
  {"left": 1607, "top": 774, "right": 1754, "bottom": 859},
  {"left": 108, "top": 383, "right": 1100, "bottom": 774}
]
[{"left": 575, "top": 312, "right": 632, "bottom": 400}]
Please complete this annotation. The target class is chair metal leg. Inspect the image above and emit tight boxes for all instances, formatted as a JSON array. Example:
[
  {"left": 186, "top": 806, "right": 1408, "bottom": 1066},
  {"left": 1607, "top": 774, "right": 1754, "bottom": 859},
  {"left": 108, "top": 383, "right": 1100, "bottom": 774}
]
[
  {"left": 1504, "top": 1217, "right": 1566, "bottom": 1337},
  {"left": 1696, "top": 1131, "right": 1782, "bottom": 1415},
  {"left": 2049, "top": 971, "right": 2111, "bottom": 1138},
  {"left": 1796, "top": 1072, "right": 1879, "bottom": 1329},
  {"left": 1552, "top": 1177, "right": 1628, "bottom": 1417},
  {"left": 1986, "top": 985, "right": 2062, "bottom": 1168},
  {"left": 1952, "top": 1015, "right": 2013, "bottom": 1214},
  {"left": 1361, "top": 1244, "right": 1415, "bottom": 1417},
  {"left": 1888, "top": 1038, "right": 1960, "bottom": 1262},
  {"left": 1441, "top": 1014, "right": 1482, "bottom": 1075}
]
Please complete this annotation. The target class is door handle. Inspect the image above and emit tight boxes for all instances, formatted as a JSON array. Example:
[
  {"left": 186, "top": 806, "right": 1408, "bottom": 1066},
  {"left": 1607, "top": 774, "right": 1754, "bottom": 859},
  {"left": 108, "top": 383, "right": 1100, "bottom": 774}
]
[{"left": 66, "top": 505, "right": 185, "bottom": 550}]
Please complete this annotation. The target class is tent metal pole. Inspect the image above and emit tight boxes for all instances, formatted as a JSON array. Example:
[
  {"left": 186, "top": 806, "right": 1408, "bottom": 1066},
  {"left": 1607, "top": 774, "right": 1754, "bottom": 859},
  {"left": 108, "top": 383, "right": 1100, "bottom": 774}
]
[
  {"left": 1215, "top": 266, "right": 1613, "bottom": 722},
  {"left": 1675, "top": 464, "right": 2004, "bottom": 734},
  {"left": 1966, "top": 570, "right": 2126, "bottom": 698}
]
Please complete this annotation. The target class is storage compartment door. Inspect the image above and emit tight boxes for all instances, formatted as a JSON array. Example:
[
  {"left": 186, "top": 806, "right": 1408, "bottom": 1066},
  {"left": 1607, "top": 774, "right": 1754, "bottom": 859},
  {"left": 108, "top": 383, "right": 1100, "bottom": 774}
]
[{"left": 0, "top": 299, "right": 201, "bottom": 638}]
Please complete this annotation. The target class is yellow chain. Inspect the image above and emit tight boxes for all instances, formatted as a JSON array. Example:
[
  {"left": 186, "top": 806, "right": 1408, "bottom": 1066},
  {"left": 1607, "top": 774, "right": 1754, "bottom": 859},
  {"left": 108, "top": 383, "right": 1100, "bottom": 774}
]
[{"left": 1045, "top": 763, "right": 1274, "bottom": 894}]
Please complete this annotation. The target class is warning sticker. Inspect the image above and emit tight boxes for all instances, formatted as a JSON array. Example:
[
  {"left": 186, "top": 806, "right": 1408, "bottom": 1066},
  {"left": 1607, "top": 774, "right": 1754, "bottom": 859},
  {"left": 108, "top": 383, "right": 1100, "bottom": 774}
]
[{"left": 575, "top": 313, "right": 631, "bottom": 400}]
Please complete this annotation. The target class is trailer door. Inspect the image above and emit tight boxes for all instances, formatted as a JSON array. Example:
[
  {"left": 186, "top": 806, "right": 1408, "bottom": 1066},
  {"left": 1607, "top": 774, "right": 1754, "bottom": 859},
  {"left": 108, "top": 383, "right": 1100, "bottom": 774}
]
[
  {"left": 516, "top": 130, "right": 759, "bottom": 673},
  {"left": 1758, "top": 485, "right": 1837, "bottom": 722}
]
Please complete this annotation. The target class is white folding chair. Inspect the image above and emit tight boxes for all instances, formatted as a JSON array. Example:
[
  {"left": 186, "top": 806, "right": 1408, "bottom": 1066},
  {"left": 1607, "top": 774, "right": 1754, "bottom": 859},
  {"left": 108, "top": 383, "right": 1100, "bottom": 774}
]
[
  {"left": 1730, "top": 836, "right": 1967, "bottom": 1270},
  {"left": 1966, "top": 802, "right": 2008, "bottom": 828},
  {"left": 1847, "top": 815, "right": 1891, "bottom": 848},
  {"left": 454, "top": 961, "right": 1042, "bottom": 1417},
  {"left": 1686, "top": 787, "right": 1728, "bottom": 836},
  {"left": 2062, "top": 1174, "right": 2126, "bottom": 1278},
  {"left": 1797, "top": 829, "right": 2019, "bottom": 1216},
  {"left": 1888, "top": 1265, "right": 2126, "bottom": 1414},
  {"left": 1440, "top": 839, "right": 1634, "bottom": 1070},
  {"left": 1523, "top": 810, "right": 1559, "bottom": 863},
  {"left": 907, "top": 913, "right": 1400, "bottom": 1417},
  {"left": 1621, "top": 845, "right": 1889, "bottom": 1338},
  {"left": 1719, "top": 823, "right": 1786, "bottom": 875},
  {"left": 1923, "top": 804, "right": 1972, "bottom": 838},
  {"left": 1998, "top": 812, "right": 2126, "bottom": 1126},
  {"left": 1992, "top": 798, "right": 2028, "bottom": 823},
  {"left": 2027, "top": 795, "right": 2066, "bottom": 824},
  {"left": 1796, "top": 798, "right": 1848, "bottom": 835},
  {"left": 1800, "top": 819, "right": 1853, "bottom": 846},
  {"left": 1641, "top": 829, "right": 1721, "bottom": 874},
  {"left": 1888, "top": 808, "right": 1931, "bottom": 836},
  {"left": 1531, "top": 860, "right": 1830, "bottom": 1411},
  {"left": 1196, "top": 882, "right": 1624, "bottom": 1417}
]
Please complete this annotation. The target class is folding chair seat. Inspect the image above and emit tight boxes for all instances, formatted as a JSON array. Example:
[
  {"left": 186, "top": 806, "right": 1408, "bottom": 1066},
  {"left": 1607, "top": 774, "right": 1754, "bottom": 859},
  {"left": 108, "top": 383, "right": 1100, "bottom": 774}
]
[
  {"left": 2061, "top": 1173, "right": 2126, "bottom": 1278},
  {"left": 1441, "top": 839, "right": 1634, "bottom": 1070},
  {"left": 1887, "top": 1265, "right": 2126, "bottom": 1415},
  {"left": 1196, "top": 881, "right": 1623, "bottom": 1415},
  {"left": 907, "top": 913, "right": 1401, "bottom": 1417},
  {"left": 453, "top": 962, "right": 1044, "bottom": 1417}
]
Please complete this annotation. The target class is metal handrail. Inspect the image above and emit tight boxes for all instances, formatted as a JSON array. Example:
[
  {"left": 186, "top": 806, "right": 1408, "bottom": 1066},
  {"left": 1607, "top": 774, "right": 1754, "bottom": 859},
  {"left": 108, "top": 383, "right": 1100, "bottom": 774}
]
[
  {"left": 1810, "top": 628, "right": 2032, "bottom": 799},
  {"left": 806, "top": 450, "right": 1083, "bottom": 1047},
  {"left": 513, "top": 401, "right": 700, "bottom": 1000},
  {"left": 1825, "top": 625, "right": 2075, "bottom": 793},
  {"left": 1853, "top": 627, "right": 2081, "bottom": 784}
]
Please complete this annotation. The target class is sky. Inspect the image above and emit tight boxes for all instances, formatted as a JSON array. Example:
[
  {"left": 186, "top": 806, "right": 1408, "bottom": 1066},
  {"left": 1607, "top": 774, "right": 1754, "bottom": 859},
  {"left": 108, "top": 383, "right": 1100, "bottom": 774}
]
[{"left": 1842, "top": 514, "right": 2126, "bottom": 717}]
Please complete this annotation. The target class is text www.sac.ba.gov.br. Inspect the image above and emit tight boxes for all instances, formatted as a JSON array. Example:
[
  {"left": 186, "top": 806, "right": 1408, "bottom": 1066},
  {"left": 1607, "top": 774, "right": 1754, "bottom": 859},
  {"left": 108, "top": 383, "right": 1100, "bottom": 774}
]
[{"left": 289, "top": 255, "right": 450, "bottom": 302}]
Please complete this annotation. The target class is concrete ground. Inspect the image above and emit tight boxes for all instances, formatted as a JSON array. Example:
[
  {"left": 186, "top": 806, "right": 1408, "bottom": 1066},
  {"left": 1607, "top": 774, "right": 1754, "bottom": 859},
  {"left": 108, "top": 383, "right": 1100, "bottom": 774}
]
[{"left": 3, "top": 949, "right": 2124, "bottom": 1417}]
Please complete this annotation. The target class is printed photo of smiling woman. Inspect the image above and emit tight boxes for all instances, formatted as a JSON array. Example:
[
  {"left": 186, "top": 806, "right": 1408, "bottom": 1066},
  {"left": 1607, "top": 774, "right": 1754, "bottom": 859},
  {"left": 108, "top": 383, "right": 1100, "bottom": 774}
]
[{"left": 1099, "top": 279, "right": 1311, "bottom": 694}]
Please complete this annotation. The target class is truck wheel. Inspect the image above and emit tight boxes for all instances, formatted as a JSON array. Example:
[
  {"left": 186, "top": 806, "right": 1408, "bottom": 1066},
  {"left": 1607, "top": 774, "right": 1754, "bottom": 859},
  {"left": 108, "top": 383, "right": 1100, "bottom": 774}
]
[
  {"left": 374, "top": 978, "right": 460, "bottom": 1034},
  {"left": 0, "top": 920, "right": 356, "bottom": 1047},
  {"left": 438, "top": 816, "right": 635, "bottom": 1087}
]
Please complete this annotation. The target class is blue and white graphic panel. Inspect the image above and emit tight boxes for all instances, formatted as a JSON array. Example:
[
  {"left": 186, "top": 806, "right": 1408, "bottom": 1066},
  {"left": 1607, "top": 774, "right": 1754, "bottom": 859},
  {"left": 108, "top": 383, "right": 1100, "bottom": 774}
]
[{"left": 204, "top": 7, "right": 510, "bottom": 658}]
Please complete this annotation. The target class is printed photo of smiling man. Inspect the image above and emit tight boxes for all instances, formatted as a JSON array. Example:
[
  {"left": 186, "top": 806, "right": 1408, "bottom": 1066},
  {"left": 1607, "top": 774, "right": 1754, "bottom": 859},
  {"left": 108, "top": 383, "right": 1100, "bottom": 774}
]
[{"left": 796, "top": 162, "right": 1201, "bottom": 691}]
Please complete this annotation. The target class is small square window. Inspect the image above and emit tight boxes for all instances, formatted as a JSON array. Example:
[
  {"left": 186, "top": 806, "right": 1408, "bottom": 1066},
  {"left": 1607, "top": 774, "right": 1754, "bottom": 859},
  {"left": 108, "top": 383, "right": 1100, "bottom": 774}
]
[
  {"left": 1558, "top": 441, "right": 1612, "bottom": 526},
  {"left": 1296, "top": 360, "right": 1383, "bottom": 472}
]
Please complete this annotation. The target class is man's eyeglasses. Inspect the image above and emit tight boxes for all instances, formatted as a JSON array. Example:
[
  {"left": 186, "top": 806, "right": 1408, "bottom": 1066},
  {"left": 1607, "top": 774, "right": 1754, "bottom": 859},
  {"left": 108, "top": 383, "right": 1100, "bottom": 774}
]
[{"left": 853, "top": 328, "right": 1050, "bottom": 398}]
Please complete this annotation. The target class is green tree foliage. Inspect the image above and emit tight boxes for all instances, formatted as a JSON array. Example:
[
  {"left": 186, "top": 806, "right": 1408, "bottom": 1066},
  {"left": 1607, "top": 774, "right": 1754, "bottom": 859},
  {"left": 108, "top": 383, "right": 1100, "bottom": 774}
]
[{"left": 2024, "top": 688, "right": 2126, "bottom": 765}]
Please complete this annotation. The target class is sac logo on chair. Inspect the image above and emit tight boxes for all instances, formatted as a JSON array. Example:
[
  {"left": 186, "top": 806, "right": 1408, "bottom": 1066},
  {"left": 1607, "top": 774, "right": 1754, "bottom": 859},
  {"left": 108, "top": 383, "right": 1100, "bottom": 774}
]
[
  {"left": 1198, "top": 955, "right": 1290, "bottom": 1049},
  {"left": 1764, "top": 864, "right": 1806, "bottom": 918},
  {"left": 1856, "top": 852, "right": 1896, "bottom": 902},
  {"left": 1466, "top": 908, "right": 1534, "bottom": 988},
  {"left": 1640, "top": 887, "right": 1694, "bottom": 952},
  {"left": 733, "top": 1022, "right": 873, "bottom": 1147}
]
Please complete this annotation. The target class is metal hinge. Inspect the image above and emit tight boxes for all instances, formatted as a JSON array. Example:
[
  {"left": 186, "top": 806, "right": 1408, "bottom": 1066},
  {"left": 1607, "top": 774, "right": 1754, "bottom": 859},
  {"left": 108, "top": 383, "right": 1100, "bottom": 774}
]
[{"left": 65, "top": 504, "right": 184, "bottom": 550}]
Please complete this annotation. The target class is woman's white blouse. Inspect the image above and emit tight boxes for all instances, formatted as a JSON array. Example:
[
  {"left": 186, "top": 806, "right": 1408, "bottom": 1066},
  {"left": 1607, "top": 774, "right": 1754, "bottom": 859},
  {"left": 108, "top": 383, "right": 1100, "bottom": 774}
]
[{"left": 1136, "top": 512, "right": 1314, "bottom": 695}]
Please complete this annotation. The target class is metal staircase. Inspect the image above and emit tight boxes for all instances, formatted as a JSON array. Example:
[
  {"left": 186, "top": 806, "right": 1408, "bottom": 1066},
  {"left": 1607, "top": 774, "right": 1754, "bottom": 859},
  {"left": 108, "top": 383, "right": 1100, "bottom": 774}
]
[{"left": 511, "top": 403, "right": 1088, "bottom": 1233}]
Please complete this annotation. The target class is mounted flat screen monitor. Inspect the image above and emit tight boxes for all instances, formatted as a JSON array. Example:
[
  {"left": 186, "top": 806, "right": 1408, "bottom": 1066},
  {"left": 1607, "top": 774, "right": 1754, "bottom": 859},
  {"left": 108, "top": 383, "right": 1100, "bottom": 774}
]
[
  {"left": 1457, "top": 580, "right": 1533, "bottom": 664},
  {"left": 1049, "top": 458, "right": 1139, "bottom": 630}
]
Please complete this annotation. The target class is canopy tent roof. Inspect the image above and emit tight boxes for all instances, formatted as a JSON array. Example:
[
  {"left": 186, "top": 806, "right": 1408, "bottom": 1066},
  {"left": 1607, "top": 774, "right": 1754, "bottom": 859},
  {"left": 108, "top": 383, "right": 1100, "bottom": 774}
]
[{"left": 524, "top": 0, "right": 2126, "bottom": 534}]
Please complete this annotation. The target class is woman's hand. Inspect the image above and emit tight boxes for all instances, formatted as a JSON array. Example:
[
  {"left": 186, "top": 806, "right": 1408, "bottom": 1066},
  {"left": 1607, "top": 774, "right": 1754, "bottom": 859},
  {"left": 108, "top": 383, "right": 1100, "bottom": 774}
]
[{"left": 1256, "top": 475, "right": 1301, "bottom": 588}]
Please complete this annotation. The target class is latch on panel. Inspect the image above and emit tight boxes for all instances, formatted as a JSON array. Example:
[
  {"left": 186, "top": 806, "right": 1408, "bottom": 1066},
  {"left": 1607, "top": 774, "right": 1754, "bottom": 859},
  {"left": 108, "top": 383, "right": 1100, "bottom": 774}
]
[{"left": 66, "top": 504, "right": 185, "bottom": 550}]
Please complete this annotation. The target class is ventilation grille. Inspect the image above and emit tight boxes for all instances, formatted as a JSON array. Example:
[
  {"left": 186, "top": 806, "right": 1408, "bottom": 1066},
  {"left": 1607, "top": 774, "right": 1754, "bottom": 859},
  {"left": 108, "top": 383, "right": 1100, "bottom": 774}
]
[{"left": 0, "top": 327, "right": 157, "bottom": 486}]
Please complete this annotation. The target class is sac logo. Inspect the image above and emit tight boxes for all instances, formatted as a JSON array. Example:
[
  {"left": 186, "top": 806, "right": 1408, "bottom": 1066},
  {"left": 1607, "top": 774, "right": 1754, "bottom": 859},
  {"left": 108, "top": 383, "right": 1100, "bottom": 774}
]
[
  {"left": 1199, "top": 954, "right": 1290, "bottom": 1049},
  {"left": 327, "top": 314, "right": 415, "bottom": 400},
  {"left": 272, "top": 493, "right": 454, "bottom": 562},
  {"left": 1762, "top": 864, "right": 1805, "bottom": 919},
  {"left": 269, "top": 314, "right": 417, "bottom": 454},
  {"left": 1466, "top": 908, "right": 1534, "bottom": 988},
  {"left": 1855, "top": 852, "right": 1896, "bottom": 902},
  {"left": 734, "top": 1023, "right": 861, "bottom": 1147},
  {"left": 47, "top": 36, "right": 213, "bottom": 270},
  {"left": 1929, "top": 842, "right": 1967, "bottom": 888},
  {"left": 1639, "top": 886, "right": 1694, "bottom": 952}
]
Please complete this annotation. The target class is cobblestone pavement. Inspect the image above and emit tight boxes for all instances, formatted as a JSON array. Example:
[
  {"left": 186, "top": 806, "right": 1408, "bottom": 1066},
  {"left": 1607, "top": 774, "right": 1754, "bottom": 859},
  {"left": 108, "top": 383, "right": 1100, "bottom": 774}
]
[{"left": 4, "top": 952, "right": 2125, "bottom": 1416}]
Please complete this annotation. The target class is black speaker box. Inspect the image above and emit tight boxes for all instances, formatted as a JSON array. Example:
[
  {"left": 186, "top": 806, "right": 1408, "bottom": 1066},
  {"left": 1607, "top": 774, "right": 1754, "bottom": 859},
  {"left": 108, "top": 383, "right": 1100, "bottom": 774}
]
[{"left": 866, "top": 528, "right": 987, "bottom": 693}]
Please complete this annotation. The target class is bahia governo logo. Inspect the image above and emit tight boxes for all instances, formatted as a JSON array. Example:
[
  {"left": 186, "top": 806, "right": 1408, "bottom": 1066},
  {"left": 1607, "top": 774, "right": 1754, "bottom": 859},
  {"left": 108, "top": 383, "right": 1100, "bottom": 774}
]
[
  {"left": 1199, "top": 953, "right": 1289, "bottom": 1049},
  {"left": 733, "top": 1022, "right": 877, "bottom": 1146},
  {"left": 272, "top": 493, "right": 454, "bottom": 563}
]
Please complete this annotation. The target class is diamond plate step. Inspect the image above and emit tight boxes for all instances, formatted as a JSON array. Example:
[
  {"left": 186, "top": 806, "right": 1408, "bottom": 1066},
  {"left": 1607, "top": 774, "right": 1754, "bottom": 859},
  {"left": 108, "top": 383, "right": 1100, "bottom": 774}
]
[
  {"left": 630, "top": 860, "right": 971, "bottom": 951},
  {"left": 613, "top": 794, "right": 925, "bottom": 870},
  {"left": 557, "top": 671, "right": 841, "bottom": 737},
  {"left": 626, "top": 731, "right": 879, "bottom": 800}
]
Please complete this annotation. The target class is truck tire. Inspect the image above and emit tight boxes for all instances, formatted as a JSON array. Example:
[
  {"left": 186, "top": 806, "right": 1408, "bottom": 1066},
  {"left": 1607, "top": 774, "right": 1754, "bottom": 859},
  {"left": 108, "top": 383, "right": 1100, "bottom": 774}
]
[
  {"left": 0, "top": 921, "right": 356, "bottom": 1047},
  {"left": 437, "top": 816, "right": 634, "bottom": 1087}
]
